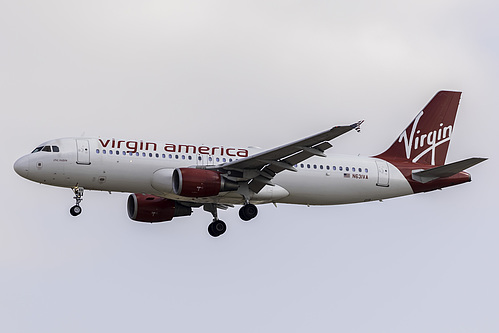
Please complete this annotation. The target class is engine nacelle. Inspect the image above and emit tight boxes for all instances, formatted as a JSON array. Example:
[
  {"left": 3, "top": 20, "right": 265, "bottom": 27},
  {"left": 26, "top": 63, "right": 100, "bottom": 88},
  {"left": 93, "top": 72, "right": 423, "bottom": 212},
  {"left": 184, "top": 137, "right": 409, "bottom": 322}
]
[
  {"left": 151, "top": 168, "right": 175, "bottom": 193},
  {"left": 127, "top": 193, "right": 192, "bottom": 223},
  {"left": 172, "top": 168, "right": 239, "bottom": 197}
]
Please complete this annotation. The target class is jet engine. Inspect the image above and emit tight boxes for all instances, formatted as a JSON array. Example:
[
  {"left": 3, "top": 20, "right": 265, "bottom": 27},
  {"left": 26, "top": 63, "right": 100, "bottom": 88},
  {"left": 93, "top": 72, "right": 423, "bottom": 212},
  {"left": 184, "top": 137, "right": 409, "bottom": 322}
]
[
  {"left": 127, "top": 193, "right": 192, "bottom": 223},
  {"left": 172, "top": 168, "right": 238, "bottom": 197}
]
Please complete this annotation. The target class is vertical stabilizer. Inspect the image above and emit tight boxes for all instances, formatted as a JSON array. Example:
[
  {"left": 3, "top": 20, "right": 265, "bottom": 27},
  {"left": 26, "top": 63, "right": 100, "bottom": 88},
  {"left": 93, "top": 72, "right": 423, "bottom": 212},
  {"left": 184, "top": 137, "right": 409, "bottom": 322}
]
[{"left": 376, "top": 91, "right": 461, "bottom": 166}]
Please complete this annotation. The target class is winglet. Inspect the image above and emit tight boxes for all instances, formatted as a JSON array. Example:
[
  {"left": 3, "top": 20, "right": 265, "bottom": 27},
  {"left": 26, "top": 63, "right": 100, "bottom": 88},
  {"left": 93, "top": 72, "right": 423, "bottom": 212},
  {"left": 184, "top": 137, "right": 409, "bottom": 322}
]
[{"left": 353, "top": 120, "right": 364, "bottom": 133}]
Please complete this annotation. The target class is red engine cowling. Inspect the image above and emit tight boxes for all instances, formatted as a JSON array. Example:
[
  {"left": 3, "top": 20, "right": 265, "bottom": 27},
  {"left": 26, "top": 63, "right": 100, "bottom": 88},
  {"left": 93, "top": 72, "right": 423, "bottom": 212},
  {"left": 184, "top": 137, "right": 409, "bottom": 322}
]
[
  {"left": 172, "top": 168, "right": 238, "bottom": 197},
  {"left": 127, "top": 193, "right": 192, "bottom": 223}
]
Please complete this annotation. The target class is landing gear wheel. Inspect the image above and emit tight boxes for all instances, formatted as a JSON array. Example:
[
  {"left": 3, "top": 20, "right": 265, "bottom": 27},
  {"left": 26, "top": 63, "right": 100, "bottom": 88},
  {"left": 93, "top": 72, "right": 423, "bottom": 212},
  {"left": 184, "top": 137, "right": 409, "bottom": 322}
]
[
  {"left": 208, "top": 220, "right": 227, "bottom": 237},
  {"left": 239, "top": 204, "right": 258, "bottom": 221},
  {"left": 70, "top": 205, "right": 82, "bottom": 216}
]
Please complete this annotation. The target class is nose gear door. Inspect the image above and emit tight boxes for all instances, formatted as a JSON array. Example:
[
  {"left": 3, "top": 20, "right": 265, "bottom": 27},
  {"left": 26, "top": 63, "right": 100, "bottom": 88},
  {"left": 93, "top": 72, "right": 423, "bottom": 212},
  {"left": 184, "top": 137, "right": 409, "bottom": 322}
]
[{"left": 76, "top": 139, "right": 91, "bottom": 165}]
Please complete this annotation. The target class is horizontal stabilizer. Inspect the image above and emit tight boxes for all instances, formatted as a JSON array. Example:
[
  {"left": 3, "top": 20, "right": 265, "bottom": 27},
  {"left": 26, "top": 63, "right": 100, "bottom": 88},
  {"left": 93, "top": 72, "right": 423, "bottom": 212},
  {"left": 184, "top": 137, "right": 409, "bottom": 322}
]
[{"left": 412, "top": 157, "right": 487, "bottom": 183}]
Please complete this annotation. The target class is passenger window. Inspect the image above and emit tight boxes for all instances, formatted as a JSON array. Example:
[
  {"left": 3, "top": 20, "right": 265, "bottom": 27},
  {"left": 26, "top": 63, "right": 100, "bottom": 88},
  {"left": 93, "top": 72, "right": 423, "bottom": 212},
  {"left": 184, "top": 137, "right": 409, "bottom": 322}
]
[
  {"left": 123, "top": 151, "right": 126, "bottom": 156},
  {"left": 182, "top": 155, "right": 185, "bottom": 160},
  {"left": 110, "top": 150, "right": 113, "bottom": 155},
  {"left": 313, "top": 165, "right": 317, "bottom": 169},
  {"left": 320, "top": 165, "right": 323, "bottom": 170},
  {"left": 103, "top": 150, "right": 107, "bottom": 154},
  {"left": 346, "top": 167, "right": 349, "bottom": 171},
  {"left": 149, "top": 153, "right": 153, "bottom": 157},
  {"left": 42, "top": 146, "right": 51, "bottom": 152},
  {"left": 169, "top": 154, "right": 173, "bottom": 159},
  {"left": 188, "top": 156, "right": 192, "bottom": 160},
  {"left": 155, "top": 153, "right": 159, "bottom": 158},
  {"left": 96, "top": 149, "right": 100, "bottom": 154},
  {"left": 223, "top": 158, "right": 226, "bottom": 162},
  {"left": 339, "top": 166, "right": 343, "bottom": 171},
  {"left": 216, "top": 157, "right": 220, "bottom": 162},
  {"left": 365, "top": 168, "right": 369, "bottom": 173},
  {"left": 300, "top": 164, "right": 304, "bottom": 168},
  {"left": 326, "top": 165, "right": 330, "bottom": 170},
  {"left": 52, "top": 146, "right": 60, "bottom": 152},
  {"left": 307, "top": 164, "right": 310, "bottom": 169},
  {"left": 352, "top": 167, "right": 355, "bottom": 172},
  {"left": 332, "top": 166, "right": 336, "bottom": 170},
  {"left": 142, "top": 152, "right": 146, "bottom": 157},
  {"left": 162, "top": 154, "right": 166, "bottom": 158}
]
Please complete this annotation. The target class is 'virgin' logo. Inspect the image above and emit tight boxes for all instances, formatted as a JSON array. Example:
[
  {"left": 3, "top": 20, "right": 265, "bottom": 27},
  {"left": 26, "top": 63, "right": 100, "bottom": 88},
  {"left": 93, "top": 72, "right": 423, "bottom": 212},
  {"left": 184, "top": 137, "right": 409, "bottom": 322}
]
[{"left": 398, "top": 111, "right": 453, "bottom": 165}]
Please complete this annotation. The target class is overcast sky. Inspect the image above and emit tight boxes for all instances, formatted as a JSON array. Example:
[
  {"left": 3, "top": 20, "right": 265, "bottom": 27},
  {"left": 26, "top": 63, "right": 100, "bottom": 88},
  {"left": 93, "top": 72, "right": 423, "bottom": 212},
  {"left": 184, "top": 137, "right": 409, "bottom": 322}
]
[{"left": 1, "top": 1, "right": 498, "bottom": 332}]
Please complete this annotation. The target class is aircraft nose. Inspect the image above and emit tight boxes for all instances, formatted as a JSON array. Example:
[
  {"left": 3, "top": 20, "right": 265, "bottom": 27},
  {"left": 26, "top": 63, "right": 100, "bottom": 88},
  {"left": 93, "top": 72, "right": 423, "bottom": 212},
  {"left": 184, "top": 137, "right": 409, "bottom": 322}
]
[{"left": 14, "top": 156, "right": 29, "bottom": 178}]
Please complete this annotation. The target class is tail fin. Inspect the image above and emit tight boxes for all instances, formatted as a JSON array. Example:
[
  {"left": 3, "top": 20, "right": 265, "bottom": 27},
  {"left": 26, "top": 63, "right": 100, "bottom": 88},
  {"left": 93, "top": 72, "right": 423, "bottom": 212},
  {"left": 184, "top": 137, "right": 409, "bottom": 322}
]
[{"left": 376, "top": 91, "right": 462, "bottom": 166}]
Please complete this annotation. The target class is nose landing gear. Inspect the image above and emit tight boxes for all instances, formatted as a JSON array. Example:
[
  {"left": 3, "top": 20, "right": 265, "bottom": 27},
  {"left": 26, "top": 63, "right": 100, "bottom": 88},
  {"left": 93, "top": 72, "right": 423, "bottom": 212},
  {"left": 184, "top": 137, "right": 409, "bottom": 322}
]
[{"left": 70, "top": 185, "right": 84, "bottom": 216}]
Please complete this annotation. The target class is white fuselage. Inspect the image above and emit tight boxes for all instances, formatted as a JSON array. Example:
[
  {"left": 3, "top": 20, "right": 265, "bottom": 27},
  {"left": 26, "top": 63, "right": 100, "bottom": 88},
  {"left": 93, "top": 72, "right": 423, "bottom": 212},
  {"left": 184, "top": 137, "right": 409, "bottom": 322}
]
[{"left": 14, "top": 137, "right": 414, "bottom": 206}]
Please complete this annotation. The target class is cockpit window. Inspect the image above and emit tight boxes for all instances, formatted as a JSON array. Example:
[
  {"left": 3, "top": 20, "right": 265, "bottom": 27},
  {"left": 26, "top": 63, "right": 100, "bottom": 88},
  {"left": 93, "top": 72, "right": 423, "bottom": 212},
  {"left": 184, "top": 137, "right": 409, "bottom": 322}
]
[{"left": 31, "top": 145, "right": 59, "bottom": 153}]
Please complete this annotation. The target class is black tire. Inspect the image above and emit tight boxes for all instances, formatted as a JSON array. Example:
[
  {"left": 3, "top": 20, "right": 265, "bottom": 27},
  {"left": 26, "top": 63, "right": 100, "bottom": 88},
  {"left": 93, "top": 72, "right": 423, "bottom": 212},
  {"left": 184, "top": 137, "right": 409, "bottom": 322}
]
[
  {"left": 208, "top": 220, "right": 226, "bottom": 237},
  {"left": 70, "top": 205, "right": 82, "bottom": 216},
  {"left": 239, "top": 204, "right": 258, "bottom": 221},
  {"left": 208, "top": 223, "right": 216, "bottom": 237}
]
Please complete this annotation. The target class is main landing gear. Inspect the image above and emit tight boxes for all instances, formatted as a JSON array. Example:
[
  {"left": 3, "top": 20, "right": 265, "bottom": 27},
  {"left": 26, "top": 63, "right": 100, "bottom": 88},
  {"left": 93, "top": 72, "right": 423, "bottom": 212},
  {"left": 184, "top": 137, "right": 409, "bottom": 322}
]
[
  {"left": 239, "top": 203, "right": 258, "bottom": 221},
  {"left": 204, "top": 204, "right": 226, "bottom": 237},
  {"left": 70, "top": 185, "right": 84, "bottom": 217},
  {"left": 208, "top": 220, "right": 227, "bottom": 237},
  {"left": 204, "top": 203, "right": 259, "bottom": 237}
]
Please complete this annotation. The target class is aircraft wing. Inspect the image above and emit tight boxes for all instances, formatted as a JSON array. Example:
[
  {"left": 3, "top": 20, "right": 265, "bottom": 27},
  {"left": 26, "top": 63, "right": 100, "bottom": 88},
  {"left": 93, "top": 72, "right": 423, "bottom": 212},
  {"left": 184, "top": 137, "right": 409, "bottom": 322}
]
[{"left": 209, "top": 121, "right": 363, "bottom": 192}]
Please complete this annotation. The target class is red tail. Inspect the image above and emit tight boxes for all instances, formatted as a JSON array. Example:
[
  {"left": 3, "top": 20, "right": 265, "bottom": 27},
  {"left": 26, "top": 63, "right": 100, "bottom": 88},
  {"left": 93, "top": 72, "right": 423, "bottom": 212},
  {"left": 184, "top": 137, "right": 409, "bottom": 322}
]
[{"left": 376, "top": 91, "right": 461, "bottom": 166}]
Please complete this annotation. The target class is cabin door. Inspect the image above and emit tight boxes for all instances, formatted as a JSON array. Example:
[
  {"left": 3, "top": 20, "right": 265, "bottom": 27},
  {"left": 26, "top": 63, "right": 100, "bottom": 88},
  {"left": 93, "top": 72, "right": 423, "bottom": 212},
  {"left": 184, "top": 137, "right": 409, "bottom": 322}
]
[
  {"left": 76, "top": 139, "right": 91, "bottom": 165},
  {"left": 375, "top": 160, "right": 389, "bottom": 187}
]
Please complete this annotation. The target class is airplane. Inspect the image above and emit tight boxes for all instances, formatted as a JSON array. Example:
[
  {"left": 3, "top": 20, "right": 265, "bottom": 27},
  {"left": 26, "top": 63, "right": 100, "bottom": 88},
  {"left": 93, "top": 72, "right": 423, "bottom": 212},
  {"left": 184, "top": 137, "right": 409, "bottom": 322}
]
[{"left": 14, "top": 91, "right": 486, "bottom": 237}]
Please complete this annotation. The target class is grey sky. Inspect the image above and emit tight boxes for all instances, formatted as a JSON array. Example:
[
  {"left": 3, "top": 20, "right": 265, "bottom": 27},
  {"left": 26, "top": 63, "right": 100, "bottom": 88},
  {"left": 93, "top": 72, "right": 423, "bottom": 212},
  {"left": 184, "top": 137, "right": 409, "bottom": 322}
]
[{"left": 1, "top": 1, "right": 497, "bottom": 332}]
